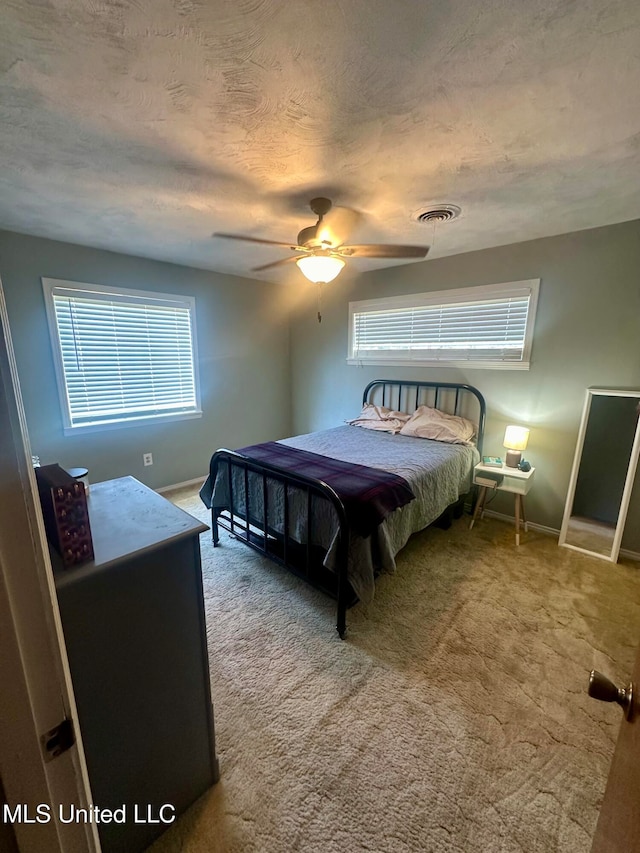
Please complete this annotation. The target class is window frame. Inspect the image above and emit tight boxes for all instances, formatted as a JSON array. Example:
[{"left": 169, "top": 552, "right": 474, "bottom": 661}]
[
  {"left": 42, "top": 277, "right": 202, "bottom": 435},
  {"left": 347, "top": 279, "right": 540, "bottom": 370}
]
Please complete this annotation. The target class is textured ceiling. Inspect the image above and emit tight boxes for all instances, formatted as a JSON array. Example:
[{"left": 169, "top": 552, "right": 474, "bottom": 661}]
[{"left": 1, "top": 0, "right": 640, "bottom": 282}]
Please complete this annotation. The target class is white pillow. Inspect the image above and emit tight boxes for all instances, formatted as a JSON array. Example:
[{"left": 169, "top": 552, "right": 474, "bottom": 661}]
[
  {"left": 399, "top": 405, "right": 476, "bottom": 445},
  {"left": 346, "top": 403, "right": 411, "bottom": 434}
]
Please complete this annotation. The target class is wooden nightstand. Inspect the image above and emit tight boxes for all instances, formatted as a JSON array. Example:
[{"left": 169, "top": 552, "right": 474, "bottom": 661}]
[{"left": 469, "top": 463, "right": 536, "bottom": 545}]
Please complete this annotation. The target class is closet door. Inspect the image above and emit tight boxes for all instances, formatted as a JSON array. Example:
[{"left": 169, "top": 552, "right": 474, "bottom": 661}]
[{"left": 590, "top": 641, "right": 640, "bottom": 852}]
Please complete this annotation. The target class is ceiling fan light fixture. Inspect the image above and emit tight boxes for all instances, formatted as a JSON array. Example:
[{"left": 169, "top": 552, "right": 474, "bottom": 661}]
[{"left": 296, "top": 255, "right": 345, "bottom": 284}]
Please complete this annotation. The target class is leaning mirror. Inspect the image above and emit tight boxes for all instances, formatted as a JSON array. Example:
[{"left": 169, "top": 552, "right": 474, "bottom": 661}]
[{"left": 560, "top": 388, "right": 640, "bottom": 562}]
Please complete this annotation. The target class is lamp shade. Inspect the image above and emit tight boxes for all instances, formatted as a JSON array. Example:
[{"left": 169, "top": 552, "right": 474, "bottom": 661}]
[
  {"left": 296, "top": 255, "right": 345, "bottom": 284},
  {"left": 503, "top": 425, "right": 530, "bottom": 451}
]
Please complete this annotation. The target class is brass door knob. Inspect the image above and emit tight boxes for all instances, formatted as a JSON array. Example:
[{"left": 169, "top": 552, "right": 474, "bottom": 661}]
[{"left": 588, "top": 670, "right": 634, "bottom": 720}]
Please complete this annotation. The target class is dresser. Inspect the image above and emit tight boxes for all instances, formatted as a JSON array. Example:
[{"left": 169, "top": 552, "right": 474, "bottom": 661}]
[{"left": 54, "top": 476, "right": 218, "bottom": 852}]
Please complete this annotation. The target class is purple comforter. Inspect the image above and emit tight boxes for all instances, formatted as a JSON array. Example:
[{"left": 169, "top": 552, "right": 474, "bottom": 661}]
[{"left": 201, "top": 441, "right": 415, "bottom": 538}]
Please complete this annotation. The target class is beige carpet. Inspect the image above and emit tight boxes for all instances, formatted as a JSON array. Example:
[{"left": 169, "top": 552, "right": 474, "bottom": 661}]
[{"left": 149, "top": 487, "right": 640, "bottom": 853}]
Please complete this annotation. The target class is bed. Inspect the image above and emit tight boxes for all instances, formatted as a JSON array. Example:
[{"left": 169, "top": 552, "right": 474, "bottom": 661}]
[{"left": 200, "top": 379, "right": 486, "bottom": 637}]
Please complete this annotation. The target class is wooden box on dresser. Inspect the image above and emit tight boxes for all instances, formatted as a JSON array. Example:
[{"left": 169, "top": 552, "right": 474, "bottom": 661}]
[{"left": 52, "top": 476, "right": 219, "bottom": 853}]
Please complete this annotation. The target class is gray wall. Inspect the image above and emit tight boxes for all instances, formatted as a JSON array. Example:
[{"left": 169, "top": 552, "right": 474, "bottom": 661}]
[
  {"left": 3, "top": 221, "right": 639, "bottom": 550},
  {"left": 289, "top": 219, "right": 640, "bottom": 548},
  {"left": 0, "top": 230, "right": 292, "bottom": 490}
]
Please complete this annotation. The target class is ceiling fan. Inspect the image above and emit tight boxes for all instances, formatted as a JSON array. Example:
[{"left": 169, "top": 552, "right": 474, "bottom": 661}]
[{"left": 213, "top": 197, "right": 429, "bottom": 284}]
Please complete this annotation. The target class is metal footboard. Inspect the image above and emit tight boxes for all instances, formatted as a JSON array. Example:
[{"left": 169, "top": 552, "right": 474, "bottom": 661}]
[{"left": 209, "top": 449, "right": 352, "bottom": 639}]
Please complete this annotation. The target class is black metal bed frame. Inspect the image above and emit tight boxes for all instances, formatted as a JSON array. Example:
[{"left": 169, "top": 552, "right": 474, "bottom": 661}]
[
  {"left": 362, "top": 379, "right": 486, "bottom": 456},
  {"left": 209, "top": 379, "right": 486, "bottom": 638}
]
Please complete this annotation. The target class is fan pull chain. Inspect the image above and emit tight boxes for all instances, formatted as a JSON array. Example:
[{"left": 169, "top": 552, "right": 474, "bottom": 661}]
[{"left": 317, "top": 283, "right": 323, "bottom": 323}]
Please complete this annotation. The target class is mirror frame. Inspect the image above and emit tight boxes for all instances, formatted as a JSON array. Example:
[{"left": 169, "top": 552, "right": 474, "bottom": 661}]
[{"left": 559, "top": 388, "right": 640, "bottom": 562}]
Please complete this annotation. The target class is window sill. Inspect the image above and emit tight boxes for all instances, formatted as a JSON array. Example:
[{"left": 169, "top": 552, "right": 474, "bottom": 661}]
[
  {"left": 346, "top": 358, "right": 530, "bottom": 370},
  {"left": 63, "top": 410, "right": 203, "bottom": 436}
]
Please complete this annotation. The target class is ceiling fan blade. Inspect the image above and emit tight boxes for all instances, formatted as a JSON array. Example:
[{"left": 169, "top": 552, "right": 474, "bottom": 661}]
[
  {"left": 316, "top": 207, "right": 362, "bottom": 248},
  {"left": 251, "top": 256, "right": 301, "bottom": 272},
  {"left": 213, "top": 232, "right": 299, "bottom": 249},
  {"left": 338, "top": 244, "right": 429, "bottom": 259}
]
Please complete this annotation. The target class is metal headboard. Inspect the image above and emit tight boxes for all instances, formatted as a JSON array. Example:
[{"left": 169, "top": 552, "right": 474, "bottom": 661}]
[{"left": 362, "top": 379, "right": 486, "bottom": 456}]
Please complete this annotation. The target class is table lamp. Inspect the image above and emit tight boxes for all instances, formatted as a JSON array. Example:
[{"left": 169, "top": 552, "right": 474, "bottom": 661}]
[{"left": 503, "top": 425, "right": 530, "bottom": 468}]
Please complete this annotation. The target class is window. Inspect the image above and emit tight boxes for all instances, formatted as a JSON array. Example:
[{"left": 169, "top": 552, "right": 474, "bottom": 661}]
[
  {"left": 348, "top": 279, "right": 539, "bottom": 370},
  {"left": 43, "top": 278, "right": 201, "bottom": 433}
]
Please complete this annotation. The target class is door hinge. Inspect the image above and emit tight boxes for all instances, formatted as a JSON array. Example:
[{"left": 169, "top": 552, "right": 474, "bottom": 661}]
[{"left": 41, "top": 718, "right": 75, "bottom": 762}]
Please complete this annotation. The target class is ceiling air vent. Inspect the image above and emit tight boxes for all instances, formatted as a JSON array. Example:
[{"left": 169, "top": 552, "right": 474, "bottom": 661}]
[{"left": 413, "top": 204, "right": 461, "bottom": 224}]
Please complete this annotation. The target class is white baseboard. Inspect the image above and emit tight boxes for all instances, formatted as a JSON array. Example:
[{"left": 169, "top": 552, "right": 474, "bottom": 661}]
[
  {"left": 480, "top": 508, "right": 640, "bottom": 562},
  {"left": 157, "top": 476, "right": 206, "bottom": 494},
  {"left": 481, "top": 508, "right": 559, "bottom": 537}
]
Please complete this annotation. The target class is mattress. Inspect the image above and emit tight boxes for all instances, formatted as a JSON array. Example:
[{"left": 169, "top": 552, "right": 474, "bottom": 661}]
[
  {"left": 210, "top": 425, "right": 479, "bottom": 604},
  {"left": 283, "top": 426, "right": 478, "bottom": 600}
]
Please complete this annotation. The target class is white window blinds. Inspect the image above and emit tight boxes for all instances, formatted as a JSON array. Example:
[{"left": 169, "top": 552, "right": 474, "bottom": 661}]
[
  {"left": 348, "top": 280, "right": 539, "bottom": 369},
  {"left": 43, "top": 280, "right": 201, "bottom": 431}
]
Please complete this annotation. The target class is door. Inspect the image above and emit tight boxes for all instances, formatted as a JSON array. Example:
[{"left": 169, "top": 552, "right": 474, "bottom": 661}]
[
  {"left": 590, "top": 642, "right": 640, "bottom": 851},
  {"left": 0, "top": 279, "right": 98, "bottom": 852}
]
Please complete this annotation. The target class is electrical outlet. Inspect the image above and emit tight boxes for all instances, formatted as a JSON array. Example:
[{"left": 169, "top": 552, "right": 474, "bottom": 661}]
[{"left": 143, "top": 452, "right": 153, "bottom": 466}]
